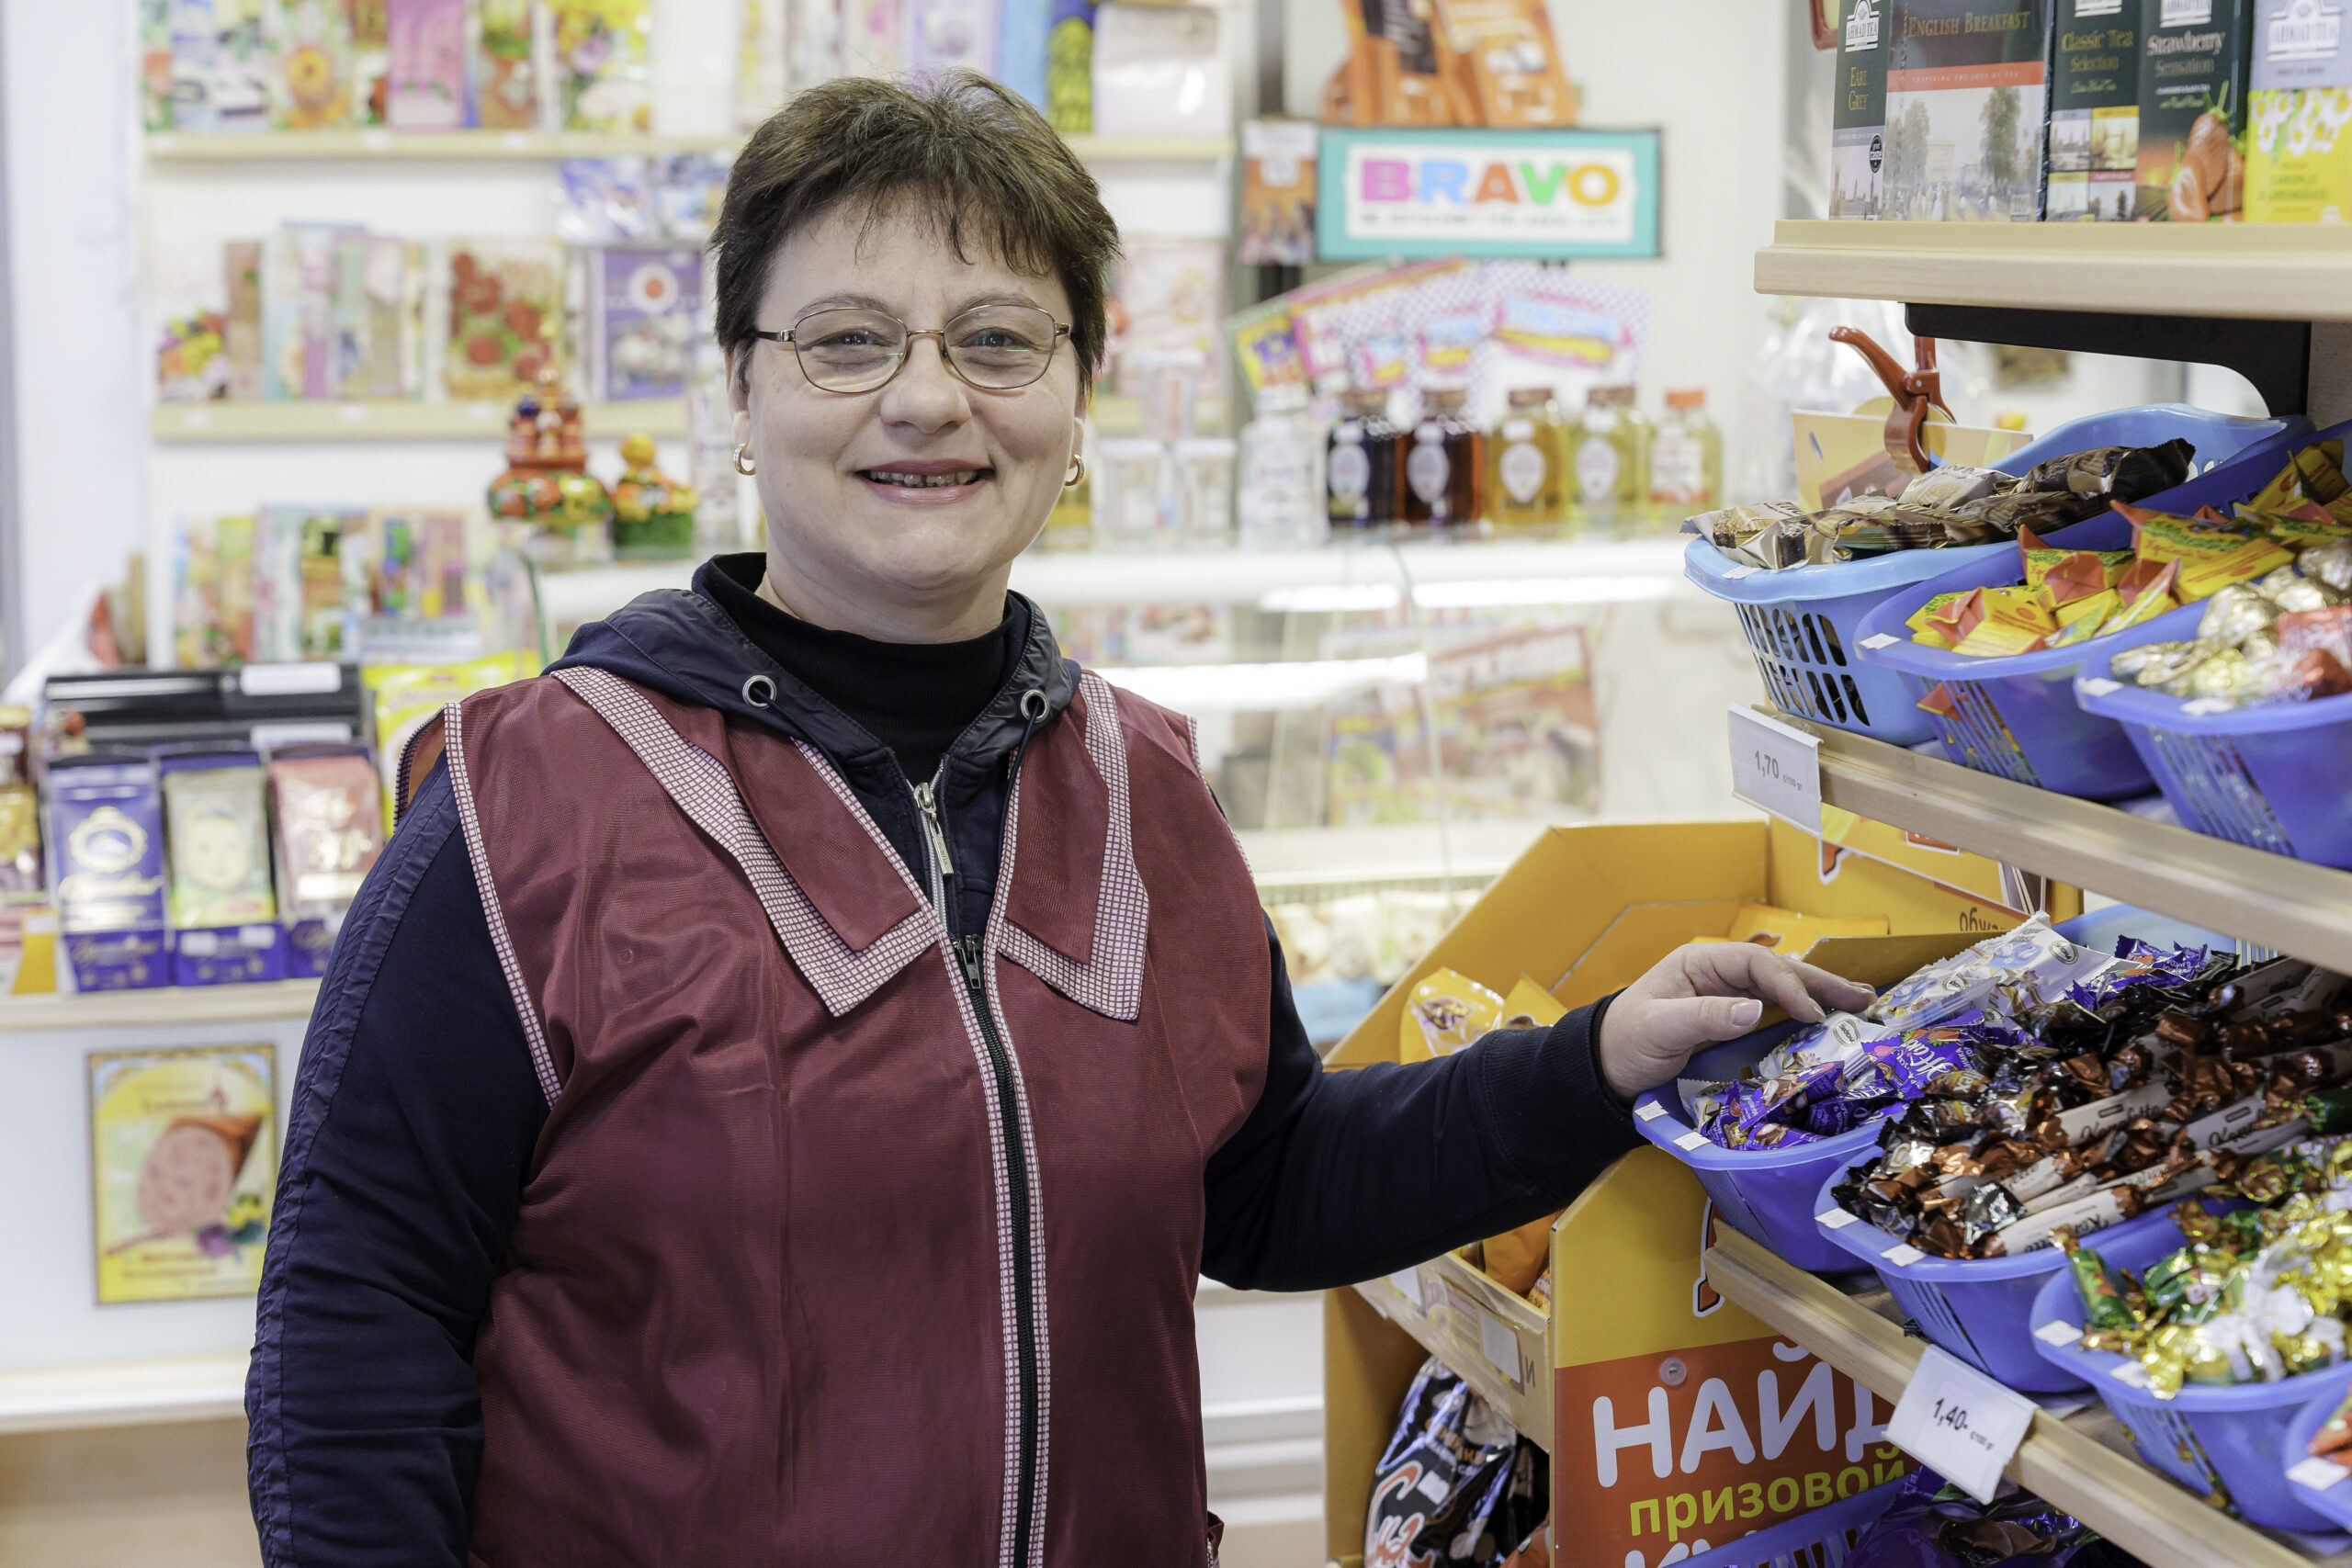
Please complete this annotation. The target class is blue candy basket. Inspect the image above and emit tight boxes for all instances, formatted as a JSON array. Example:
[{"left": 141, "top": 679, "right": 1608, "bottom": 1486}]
[
  {"left": 1678, "top": 1478, "right": 1905, "bottom": 1568},
  {"left": 2030, "top": 1213, "right": 2340, "bottom": 1531},
  {"left": 1853, "top": 418, "right": 2332, "bottom": 799},
  {"left": 1687, "top": 407, "right": 2300, "bottom": 748},
  {"left": 2282, "top": 1368, "right": 2352, "bottom": 1531},
  {"left": 1638, "top": 906, "right": 2229, "bottom": 1283}
]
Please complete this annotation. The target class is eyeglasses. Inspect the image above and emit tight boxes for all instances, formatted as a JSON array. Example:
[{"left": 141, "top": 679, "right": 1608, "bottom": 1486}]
[{"left": 750, "top": 304, "right": 1072, "bottom": 394}]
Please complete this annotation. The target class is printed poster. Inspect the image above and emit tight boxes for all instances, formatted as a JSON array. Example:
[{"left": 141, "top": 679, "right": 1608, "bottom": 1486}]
[{"left": 90, "top": 1043, "right": 277, "bottom": 1303}]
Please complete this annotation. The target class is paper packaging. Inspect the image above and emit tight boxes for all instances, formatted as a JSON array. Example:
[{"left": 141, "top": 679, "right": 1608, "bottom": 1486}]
[
  {"left": 48, "top": 761, "right": 171, "bottom": 991},
  {"left": 1092, "top": 4, "right": 1230, "bottom": 137},
  {"left": 590, "top": 245, "right": 701, "bottom": 402},
  {"left": 2247, "top": 0, "right": 2352, "bottom": 221},
  {"left": 2137, "top": 0, "right": 2253, "bottom": 220},
  {"left": 271, "top": 750, "right": 386, "bottom": 978},
  {"left": 387, "top": 0, "right": 468, "bottom": 130},
  {"left": 1238, "top": 121, "right": 1319, "bottom": 267},
  {"left": 162, "top": 753, "right": 285, "bottom": 987},
  {"left": 1883, "top": 0, "right": 2054, "bottom": 220},
  {"left": 471, "top": 0, "right": 540, "bottom": 129},
  {"left": 1430, "top": 0, "right": 1576, "bottom": 126},
  {"left": 89, "top": 1045, "right": 277, "bottom": 1303},
  {"left": 1831, "top": 0, "right": 1891, "bottom": 217},
  {"left": 2048, "top": 0, "right": 2143, "bottom": 220}
]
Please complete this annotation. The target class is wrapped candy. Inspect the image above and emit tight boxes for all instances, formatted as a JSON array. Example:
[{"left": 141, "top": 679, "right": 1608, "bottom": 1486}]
[
  {"left": 2020, "top": 437, "right": 2194, "bottom": 500},
  {"left": 1902, "top": 463, "right": 2011, "bottom": 510}
]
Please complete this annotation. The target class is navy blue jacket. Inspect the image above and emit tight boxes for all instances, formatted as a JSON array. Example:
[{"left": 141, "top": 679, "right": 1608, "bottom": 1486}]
[{"left": 246, "top": 558, "right": 1642, "bottom": 1567}]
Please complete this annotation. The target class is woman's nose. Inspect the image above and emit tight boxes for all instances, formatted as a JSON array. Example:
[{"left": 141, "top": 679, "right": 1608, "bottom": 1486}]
[{"left": 877, "top": 333, "right": 968, "bottom": 429}]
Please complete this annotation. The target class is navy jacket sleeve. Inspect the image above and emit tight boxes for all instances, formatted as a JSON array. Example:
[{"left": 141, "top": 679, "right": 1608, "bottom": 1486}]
[
  {"left": 1199, "top": 919, "right": 1643, "bottom": 1292},
  {"left": 246, "top": 761, "right": 546, "bottom": 1568}
]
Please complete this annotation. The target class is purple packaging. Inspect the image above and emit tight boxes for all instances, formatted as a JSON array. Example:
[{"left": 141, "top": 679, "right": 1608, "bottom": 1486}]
[
  {"left": 592, "top": 244, "right": 701, "bottom": 401},
  {"left": 47, "top": 761, "right": 170, "bottom": 991},
  {"left": 387, "top": 0, "right": 469, "bottom": 130},
  {"left": 172, "top": 921, "right": 287, "bottom": 987}
]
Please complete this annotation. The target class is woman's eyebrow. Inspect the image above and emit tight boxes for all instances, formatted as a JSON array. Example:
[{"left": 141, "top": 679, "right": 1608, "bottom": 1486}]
[{"left": 788, "top": 289, "right": 1048, "bottom": 317}]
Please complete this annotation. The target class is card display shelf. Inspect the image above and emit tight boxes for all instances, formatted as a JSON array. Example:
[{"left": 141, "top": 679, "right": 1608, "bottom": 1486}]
[
  {"left": 1753, "top": 220, "right": 2352, "bottom": 325},
  {"left": 535, "top": 534, "right": 1693, "bottom": 624},
  {"left": 0, "top": 1350, "right": 251, "bottom": 1436},
  {"left": 0, "top": 978, "right": 320, "bottom": 1034},
  {"left": 1705, "top": 1228, "right": 2347, "bottom": 1568},
  {"left": 149, "top": 398, "right": 686, "bottom": 443},
  {"left": 1758, "top": 706, "right": 2352, "bottom": 976},
  {"left": 143, "top": 130, "right": 1235, "bottom": 164},
  {"left": 1347, "top": 1252, "right": 1550, "bottom": 1445}
]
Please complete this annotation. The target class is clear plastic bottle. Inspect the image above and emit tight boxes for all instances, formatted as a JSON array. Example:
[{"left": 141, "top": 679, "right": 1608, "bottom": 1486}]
[
  {"left": 1569, "top": 385, "right": 1651, "bottom": 534},
  {"left": 1647, "top": 387, "right": 1724, "bottom": 522},
  {"left": 1401, "top": 388, "right": 1483, "bottom": 529},
  {"left": 1486, "top": 387, "right": 1566, "bottom": 529},
  {"left": 1238, "top": 384, "right": 1329, "bottom": 548},
  {"left": 1327, "top": 389, "right": 1403, "bottom": 531}
]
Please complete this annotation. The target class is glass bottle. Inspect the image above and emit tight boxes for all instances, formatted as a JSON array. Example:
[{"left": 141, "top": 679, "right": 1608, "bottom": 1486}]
[
  {"left": 1486, "top": 386, "right": 1565, "bottom": 529},
  {"left": 1569, "top": 385, "right": 1651, "bottom": 534},
  {"left": 1238, "top": 383, "right": 1328, "bottom": 548},
  {"left": 1402, "top": 388, "right": 1482, "bottom": 528},
  {"left": 1647, "top": 387, "right": 1724, "bottom": 521},
  {"left": 1327, "top": 389, "right": 1402, "bottom": 531}
]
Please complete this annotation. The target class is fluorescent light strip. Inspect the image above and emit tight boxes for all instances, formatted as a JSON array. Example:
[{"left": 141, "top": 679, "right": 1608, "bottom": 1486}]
[
  {"left": 1410, "top": 575, "right": 1679, "bottom": 608},
  {"left": 1096, "top": 652, "right": 1430, "bottom": 713}
]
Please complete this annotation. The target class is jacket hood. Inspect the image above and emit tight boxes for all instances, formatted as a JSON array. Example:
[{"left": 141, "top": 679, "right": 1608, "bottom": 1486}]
[{"left": 549, "top": 553, "right": 1080, "bottom": 774}]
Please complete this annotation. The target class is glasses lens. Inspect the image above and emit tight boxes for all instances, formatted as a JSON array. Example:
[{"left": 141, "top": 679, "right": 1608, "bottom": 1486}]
[
  {"left": 794, "top": 309, "right": 908, "bottom": 389},
  {"left": 944, "top": 306, "right": 1059, "bottom": 389}
]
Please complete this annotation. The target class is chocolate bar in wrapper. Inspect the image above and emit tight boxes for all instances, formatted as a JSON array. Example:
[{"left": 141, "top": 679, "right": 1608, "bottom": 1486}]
[
  {"left": 2020, "top": 438, "right": 2194, "bottom": 501},
  {"left": 271, "top": 750, "right": 386, "bottom": 979},
  {"left": 1900, "top": 463, "right": 2011, "bottom": 511},
  {"left": 161, "top": 753, "right": 283, "bottom": 987},
  {"left": 47, "top": 759, "right": 168, "bottom": 989}
]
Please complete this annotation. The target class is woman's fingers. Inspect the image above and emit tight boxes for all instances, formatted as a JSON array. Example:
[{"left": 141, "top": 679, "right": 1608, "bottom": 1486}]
[{"left": 1790, "top": 959, "right": 1878, "bottom": 1016}]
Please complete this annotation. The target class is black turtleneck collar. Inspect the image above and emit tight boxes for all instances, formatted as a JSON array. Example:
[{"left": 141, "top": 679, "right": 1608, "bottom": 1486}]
[{"left": 698, "top": 553, "right": 1021, "bottom": 784}]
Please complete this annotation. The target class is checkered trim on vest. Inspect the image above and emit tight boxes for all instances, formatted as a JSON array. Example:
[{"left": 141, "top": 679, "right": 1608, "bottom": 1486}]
[
  {"left": 550, "top": 666, "right": 936, "bottom": 1018},
  {"left": 441, "top": 700, "right": 564, "bottom": 1104},
  {"left": 999, "top": 671, "right": 1149, "bottom": 1023}
]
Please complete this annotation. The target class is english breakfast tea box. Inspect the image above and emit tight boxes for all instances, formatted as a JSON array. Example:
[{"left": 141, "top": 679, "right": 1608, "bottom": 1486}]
[
  {"left": 1884, "top": 0, "right": 2056, "bottom": 220},
  {"left": 2049, "top": 0, "right": 2143, "bottom": 218},
  {"left": 1832, "top": 0, "right": 1892, "bottom": 217}
]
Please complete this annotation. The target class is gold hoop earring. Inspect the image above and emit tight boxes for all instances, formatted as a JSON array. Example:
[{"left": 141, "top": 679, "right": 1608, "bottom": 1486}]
[
  {"left": 1064, "top": 454, "right": 1088, "bottom": 489},
  {"left": 734, "top": 444, "right": 756, "bottom": 477}
]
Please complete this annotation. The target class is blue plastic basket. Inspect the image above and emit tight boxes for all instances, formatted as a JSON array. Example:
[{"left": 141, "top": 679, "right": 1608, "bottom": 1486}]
[
  {"left": 1634, "top": 1020, "right": 1888, "bottom": 1275},
  {"left": 1852, "top": 419, "right": 2331, "bottom": 799},
  {"left": 1687, "top": 407, "right": 2302, "bottom": 748},
  {"left": 2030, "top": 1213, "right": 2340, "bottom": 1531},
  {"left": 1678, "top": 1478, "right": 1905, "bottom": 1568},
  {"left": 2282, "top": 1368, "right": 2352, "bottom": 1530},
  {"left": 1639, "top": 907, "right": 2231, "bottom": 1282}
]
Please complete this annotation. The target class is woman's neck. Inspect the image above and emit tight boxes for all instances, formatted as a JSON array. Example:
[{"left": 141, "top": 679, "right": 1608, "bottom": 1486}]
[{"left": 757, "top": 559, "right": 1011, "bottom": 644}]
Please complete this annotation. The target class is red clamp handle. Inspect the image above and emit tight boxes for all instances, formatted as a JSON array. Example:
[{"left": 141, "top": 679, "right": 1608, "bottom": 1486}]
[{"left": 1829, "top": 326, "right": 1951, "bottom": 474}]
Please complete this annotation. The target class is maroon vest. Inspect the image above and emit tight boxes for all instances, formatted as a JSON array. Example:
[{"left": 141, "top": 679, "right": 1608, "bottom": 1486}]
[{"left": 424, "top": 666, "right": 1269, "bottom": 1567}]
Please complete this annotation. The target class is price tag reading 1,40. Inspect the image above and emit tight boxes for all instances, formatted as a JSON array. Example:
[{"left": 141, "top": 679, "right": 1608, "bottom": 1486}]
[
  {"left": 1726, "top": 704, "right": 1824, "bottom": 836},
  {"left": 1885, "top": 1345, "right": 2038, "bottom": 1505}
]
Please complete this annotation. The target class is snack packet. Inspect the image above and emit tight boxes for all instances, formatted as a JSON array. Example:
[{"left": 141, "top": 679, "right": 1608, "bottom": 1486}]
[{"left": 1403, "top": 968, "right": 1506, "bottom": 1060}]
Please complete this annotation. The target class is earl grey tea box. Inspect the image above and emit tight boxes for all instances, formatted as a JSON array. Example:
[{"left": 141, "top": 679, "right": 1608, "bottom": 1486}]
[
  {"left": 1885, "top": 0, "right": 2056, "bottom": 220},
  {"left": 2138, "top": 0, "right": 2254, "bottom": 219},
  {"left": 1833, "top": 0, "right": 1893, "bottom": 217},
  {"left": 2050, "top": 0, "right": 2143, "bottom": 218}
]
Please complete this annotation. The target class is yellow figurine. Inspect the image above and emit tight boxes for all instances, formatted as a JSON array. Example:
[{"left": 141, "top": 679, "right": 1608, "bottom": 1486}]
[{"left": 610, "top": 432, "right": 699, "bottom": 558}]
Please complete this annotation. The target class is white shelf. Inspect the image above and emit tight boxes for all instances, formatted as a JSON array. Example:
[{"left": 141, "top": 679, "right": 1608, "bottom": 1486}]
[
  {"left": 1754, "top": 219, "right": 2352, "bottom": 323},
  {"left": 0, "top": 979, "right": 319, "bottom": 1035},
  {"left": 143, "top": 130, "right": 1233, "bottom": 165},
  {"left": 536, "top": 535, "right": 1692, "bottom": 625},
  {"left": 0, "top": 1351, "right": 249, "bottom": 1436},
  {"left": 150, "top": 399, "right": 684, "bottom": 444}
]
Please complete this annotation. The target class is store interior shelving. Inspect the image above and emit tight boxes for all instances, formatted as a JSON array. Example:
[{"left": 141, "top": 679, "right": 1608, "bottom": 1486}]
[
  {"left": 0, "top": 1351, "right": 252, "bottom": 1438},
  {"left": 141, "top": 129, "right": 1237, "bottom": 164},
  {"left": 0, "top": 979, "right": 320, "bottom": 1034},
  {"left": 149, "top": 398, "right": 686, "bottom": 443}
]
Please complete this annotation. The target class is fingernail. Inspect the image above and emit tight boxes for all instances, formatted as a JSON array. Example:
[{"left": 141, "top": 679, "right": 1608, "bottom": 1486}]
[{"left": 1732, "top": 999, "right": 1763, "bottom": 1029}]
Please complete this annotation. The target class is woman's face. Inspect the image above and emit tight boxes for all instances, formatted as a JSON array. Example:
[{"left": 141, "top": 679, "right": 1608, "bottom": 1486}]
[{"left": 731, "top": 200, "right": 1085, "bottom": 639}]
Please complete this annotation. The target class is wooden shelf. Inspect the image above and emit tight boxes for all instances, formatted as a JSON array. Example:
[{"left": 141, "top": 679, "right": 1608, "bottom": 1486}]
[
  {"left": 1348, "top": 1254, "right": 1549, "bottom": 1445},
  {"left": 1707, "top": 1229, "right": 2346, "bottom": 1568},
  {"left": 1755, "top": 220, "right": 2352, "bottom": 324},
  {"left": 0, "top": 1351, "right": 249, "bottom": 1436},
  {"left": 0, "top": 979, "right": 318, "bottom": 1034},
  {"left": 149, "top": 398, "right": 684, "bottom": 443},
  {"left": 1762, "top": 707, "right": 2352, "bottom": 975},
  {"left": 143, "top": 130, "right": 1232, "bottom": 164}
]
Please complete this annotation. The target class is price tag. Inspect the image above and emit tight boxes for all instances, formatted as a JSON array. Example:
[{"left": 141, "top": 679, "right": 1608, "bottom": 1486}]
[
  {"left": 1479, "top": 1308, "right": 1521, "bottom": 1383},
  {"left": 1860, "top": 633, "right": 1900, "bottom": 650},
  {"left": 1727, "top": 704, "right": 1823, "bottom": 835},
  {"left": 1386, "top": 1269, "right": 1423, "bottom": 1309},
  {"left": 2290, "top": 1457, "right": 2347, "bottom": 1492},
  {"left": 1817, "top": 1209, "right": 1859, "bottom": 1230},
  {"left": 2076, "top": 677, "right": 2121, "bottom": 697},
  {"left": 1883, "top": 1244, "right": 1925, "bottom": 1267},
  {"left": 2183, "top": 698, "right": 2234, "bottom": 717},
  {"left": 1724, "top": 566, "right": 1758, "bottom": 580},
  {"left": 2034, "top": 1320, "right": 2079, "bottom": 1348},
  {"left": 1885, "top": 1344, "right": 2038, "bottom": 1504},
  {"left": 1634, "top": 1100, "right": 1668, "bottom": 1122},
  {"left": 1673, "top": 1131, "right": 1710, "bottom": 1152}
]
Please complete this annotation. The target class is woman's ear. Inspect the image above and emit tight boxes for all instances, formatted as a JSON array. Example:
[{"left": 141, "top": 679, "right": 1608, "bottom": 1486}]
[{"left": 728, "top": 347, "right": 754, "bottom": 451}]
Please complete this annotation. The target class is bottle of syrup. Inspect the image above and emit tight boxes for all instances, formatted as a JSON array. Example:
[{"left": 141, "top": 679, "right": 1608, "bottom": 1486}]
[
  {"left": 1327, "top": 389, "right": 1402, "bottom": 530},
  {"left": 1402, "top": 387, "right": 1482, "bottom": 529}
]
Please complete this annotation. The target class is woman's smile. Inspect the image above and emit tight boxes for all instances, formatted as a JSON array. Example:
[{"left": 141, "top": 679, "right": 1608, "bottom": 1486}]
[{"left": 856, "top": 457, "right": 996, "bottom": 505}]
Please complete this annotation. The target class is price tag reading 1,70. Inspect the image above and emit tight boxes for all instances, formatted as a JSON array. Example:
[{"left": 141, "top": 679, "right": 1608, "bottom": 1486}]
[
  {"left": 1885, "top": 1345, "right": 2039, "bottom": 1505},
  {"left": 1726, "top": 704, "right": 1824, "bottom": 836}
]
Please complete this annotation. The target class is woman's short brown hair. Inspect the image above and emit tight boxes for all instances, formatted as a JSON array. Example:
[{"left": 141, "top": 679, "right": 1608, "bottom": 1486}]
[{"left": 711, "top": 72, "right": 1122, "bottom": 394}]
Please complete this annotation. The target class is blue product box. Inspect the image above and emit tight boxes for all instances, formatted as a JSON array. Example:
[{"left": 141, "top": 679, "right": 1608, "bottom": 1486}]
[
  {"left": 283, "top": 915, "right": 340, "bottom": 978},
  {"left": 172, "top": 921, "right": 287, "bottom": 987},
  {"left": 47, "top": 761, "right": 170, "bottom": 991}
]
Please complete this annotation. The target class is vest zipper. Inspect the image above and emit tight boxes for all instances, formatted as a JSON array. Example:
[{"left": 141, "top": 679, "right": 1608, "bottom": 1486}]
[{"left": 911, "top": 772, "right": 1041, "bottom": 1567}]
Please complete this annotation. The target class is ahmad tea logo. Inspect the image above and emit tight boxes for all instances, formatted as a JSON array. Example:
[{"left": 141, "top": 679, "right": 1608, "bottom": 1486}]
[
  {"left": 2074, "top": 0, "right": 2123, "bottom": 13},
  {"left": 2161, "top": 0, "right": 2213, "bottom": 21},
  {"left": 1845, "top": 0, "right": 1882, "bottom": 50},
  {"left": 2270, "top": 0, "right": 2345, "bottom": 60}
]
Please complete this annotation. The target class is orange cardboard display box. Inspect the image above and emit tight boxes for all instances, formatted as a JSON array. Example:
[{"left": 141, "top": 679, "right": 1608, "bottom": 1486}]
[{"left": 1321, "top": 818, "right": 2075, "bottom": 1566}]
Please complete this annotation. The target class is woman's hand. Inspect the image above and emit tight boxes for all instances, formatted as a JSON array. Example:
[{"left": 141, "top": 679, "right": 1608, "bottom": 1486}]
[{"left": 1596, "top": 944, "right": 1877, "bottom": 1103}]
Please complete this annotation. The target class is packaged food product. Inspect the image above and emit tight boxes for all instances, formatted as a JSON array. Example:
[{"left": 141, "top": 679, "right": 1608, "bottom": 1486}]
[
  {"left": 1402, "top": 968, "right": 1507, "bottom": 1060},
  {"left": 1829, "top": 0, "right": 1890, "bottom": 219},
  {"left": 2137, "top": 0, "right": 2252, "bottom": 222},
  {"left": 1366, "top": 1359, "right": 1548, "bottom": 1567},
  {"left": 162, "top": 752, "right": 284, "bottom": 986},
  {"left": 2246, "top": 0, "right": 2352, "bottom": 223},
  {"left": 47, "top": 760, "right": 171, "bottom": 990},
  {"left": 1430, "top": 0, "right": 1574, "bottom": 125},
  {"left": 2049, "top": 0, "right": 2143, "bottom": 220},
  {"left": 1479, "top": 1211, "right": 1557, "bottom": 1295},
  {"left": 271, "top": 750, "right": 387, "bottom": 978},
  {"left": 1884, "top": 0, "right": 2054, "bottom": 221}
]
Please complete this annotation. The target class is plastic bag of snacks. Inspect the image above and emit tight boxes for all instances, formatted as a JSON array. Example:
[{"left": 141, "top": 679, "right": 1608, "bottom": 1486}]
[
  {"left": 1688, "top": 439, "right": 2194, "bottom": 573},
  {"left": 1829, "top": 948, "right": 2352, "bottom": 1261},
  {"left": 1844, "top": 1466, "right": 2142, "bottom": 1568},
  {"left": 1365, "top": 1359, "right": 1548, "bottom": 1568}
]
